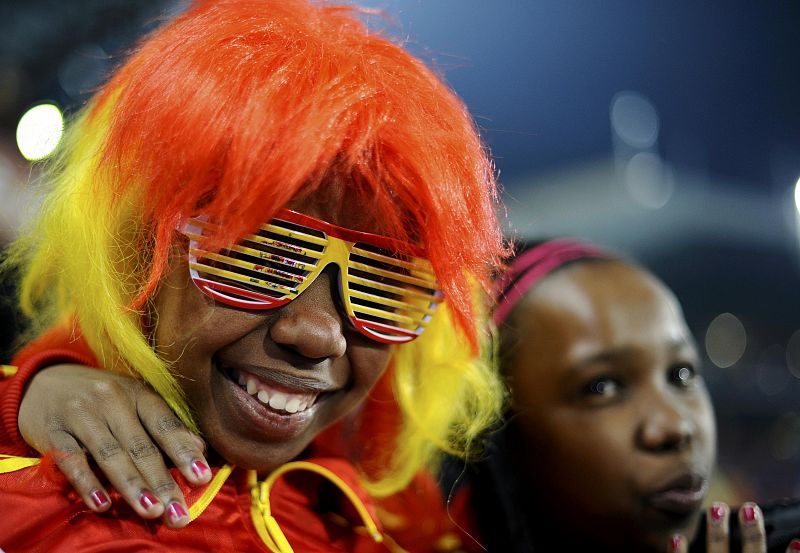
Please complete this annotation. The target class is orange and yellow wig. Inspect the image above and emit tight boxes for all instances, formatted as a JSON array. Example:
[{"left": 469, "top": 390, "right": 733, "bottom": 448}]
[{"left": 7, "top": 0, "right": 506, "bottom": 495}]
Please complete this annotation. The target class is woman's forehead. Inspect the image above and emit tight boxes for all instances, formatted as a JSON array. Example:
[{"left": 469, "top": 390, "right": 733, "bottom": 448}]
[
  {"left": 285, "top": 196, "right": 368, "bottom": 231},
  {"left": 522, "top": 263, "right": 692, "bottom": 352},
  {"left": 284, "top": 187, "right": 410, "bottom": 240}
]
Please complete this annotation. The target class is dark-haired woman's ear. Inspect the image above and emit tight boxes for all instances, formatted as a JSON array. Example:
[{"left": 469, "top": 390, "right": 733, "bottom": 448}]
[{"left": 18, "top": 364, "right": 210, "bottom": 528}]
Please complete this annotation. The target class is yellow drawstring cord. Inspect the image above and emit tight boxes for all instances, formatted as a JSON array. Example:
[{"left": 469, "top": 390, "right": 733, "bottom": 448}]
[
  {"left": 188, "top": 464, "right": 233, "bottom": 521},
  {"left": 0, "top": 453, "right": 399, "bottom": 552},
  {"left": 249, "top": 461, "right": 385, "bottom": 553},
  {"left": 0, "top": 454, "right": 40, "bottom": 473}
]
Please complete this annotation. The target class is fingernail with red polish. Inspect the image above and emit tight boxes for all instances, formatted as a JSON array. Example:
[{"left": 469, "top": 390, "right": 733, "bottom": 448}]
[
  {"left": 139, "top": 490, "right": 160, "bottom": 511},
  {"left": 741, "top": 503, "right": 757, "bottom": 524},
  {"left": 670, "top": 534, "right": 683, "bottom": 552},
  {"left": 167, "top": 502, "right": 188, "bottom": 524},
  {"left": 709, "top": 502, "right": 726, "bottom": 524},
  {"left": 191, "top": 460, "right": 209, "bottom": 479},
  {"left": 790, "top": 539, "right": 800, "bottom": 551},
  {"left": 91, "top": 489, "right": 110, "bottom": 508}
]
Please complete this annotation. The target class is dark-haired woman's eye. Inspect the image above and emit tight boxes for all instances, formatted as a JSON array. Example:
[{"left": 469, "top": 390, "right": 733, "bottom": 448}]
[
  {"left": 669, "top": 365, "right": 696, "bottom": 386},
  {"left": 582, "top": 377, "right": 620, "bottom": 398}
]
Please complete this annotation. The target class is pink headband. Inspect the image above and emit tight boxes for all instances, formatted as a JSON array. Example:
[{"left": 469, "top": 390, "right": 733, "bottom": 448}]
[{"left": 492, "top": 239, "right": 613, "bottom": 326}]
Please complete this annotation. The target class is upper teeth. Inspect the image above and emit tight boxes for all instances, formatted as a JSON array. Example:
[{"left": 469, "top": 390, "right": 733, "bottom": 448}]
[{"left": 237, "top": 372, "right": 317, "bottom": 414}]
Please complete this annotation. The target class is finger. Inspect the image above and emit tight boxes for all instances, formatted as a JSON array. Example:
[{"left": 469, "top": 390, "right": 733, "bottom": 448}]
[
  {"left": 786, "top": 539, "right": 800, "bottom": 553},
  {"left": 70, "top": 421, "right": 166, "bottom": 520},
  {"left": 47, "top": 429, "right": 112, "bottom": 513},
  {"left": 739, "top": 502, "right": 766, "bottom": 553},
  {"left": 706, "top": 502, "right": 730, "bottom": 553},
  {"left": 668, "top": 534, "right": 688, "bottom": 553},
  {"left": 104, "top": 417, "right": 190, "bottom": 529},
  {"left": 137, "top": 390, "right": 211, "bottom": 486}
]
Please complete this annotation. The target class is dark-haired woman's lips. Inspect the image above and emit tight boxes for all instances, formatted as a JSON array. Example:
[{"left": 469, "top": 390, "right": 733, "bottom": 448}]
[{"left": 644, "top": 473, "right": 708, "bottom": 515}]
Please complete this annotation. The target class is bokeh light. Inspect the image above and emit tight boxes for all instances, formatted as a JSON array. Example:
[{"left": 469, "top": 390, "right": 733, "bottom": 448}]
[
  {"left": 624, "top": 152, "right": 673, "bottom": 209},
  {"left": 755, "top": 344, "right": 790, "bottom": 396},
  {"left": 795, "top": 176, "right": 800, "bottom": 215},
  {"left": 57, "top": 44, "right": 110, "bottom": 101},
  {"left": 768, "top": 412, "right": 800, "bottom": 461},
  {"left": 610, "top": 91, "right": 660, "bottom": 149},
  {"left": 15, "top": 103, "right": 64, "bottom": 161},
  {"left": 787, "top": 329, "right": 800, "bottom": 379},
  {"left": 705, "top": 312, "right": 747, "bottom": 368}
]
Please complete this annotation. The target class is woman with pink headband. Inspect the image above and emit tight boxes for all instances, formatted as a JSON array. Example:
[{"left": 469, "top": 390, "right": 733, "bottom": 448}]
[{"left": 456, "top": 239, "right": 798, "bottom": 553}]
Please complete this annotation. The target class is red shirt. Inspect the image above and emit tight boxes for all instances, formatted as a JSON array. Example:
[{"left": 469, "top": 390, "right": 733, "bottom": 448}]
[{"left": 0, "top": 329, "right": 479, "bottom": 552}]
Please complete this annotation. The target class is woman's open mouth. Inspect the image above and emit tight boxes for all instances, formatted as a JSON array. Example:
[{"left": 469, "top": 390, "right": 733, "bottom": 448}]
[
  {"left": 231, "top": 367, "right": 320, "bottom": 414},
  {"left": 214, "top": 358, "right": 337, "bottom": 439}
]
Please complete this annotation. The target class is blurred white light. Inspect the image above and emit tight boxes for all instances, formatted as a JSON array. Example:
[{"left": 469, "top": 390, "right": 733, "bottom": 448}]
[
  {"left": 624, "top": 152, "right": 673, "bottom": 209},
  {"left": 705, "top": 313, "right": 746, "bottom": 368},
  {"left": 794, "top": 176, "right": 800, "bottom": 215},
  {"left": 610, "top": 91, "right": 660, "bottom": 149},
  {"left": 16, "top": 103, "right": 64, "bottom": 161}
]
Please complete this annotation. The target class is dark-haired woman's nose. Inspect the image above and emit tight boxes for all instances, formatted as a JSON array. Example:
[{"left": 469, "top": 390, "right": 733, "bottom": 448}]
[
  {"left": 636, "top": 397, "right": 695, "bottom": 453},
  {"left": 268, "top": 270, "right": 347, "bottom": 361}
]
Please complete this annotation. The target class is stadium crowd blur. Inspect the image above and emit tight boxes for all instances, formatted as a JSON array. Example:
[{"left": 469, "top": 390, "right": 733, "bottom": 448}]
[{"left": 2, "top": 0, "right": 799, "bottom": 506}]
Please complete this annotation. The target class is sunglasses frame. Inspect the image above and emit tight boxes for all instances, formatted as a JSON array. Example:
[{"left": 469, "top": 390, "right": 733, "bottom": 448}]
[{"left": 184, "top": 209, "right": 443, "bottom": 344}]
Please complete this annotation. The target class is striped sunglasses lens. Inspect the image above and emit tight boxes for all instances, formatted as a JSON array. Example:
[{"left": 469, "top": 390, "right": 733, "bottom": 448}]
[{"left": 185, "top": 210, "right": 442, "bottom": 343}]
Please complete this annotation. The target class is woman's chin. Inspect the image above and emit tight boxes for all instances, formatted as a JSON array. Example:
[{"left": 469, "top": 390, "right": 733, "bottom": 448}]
[{"left": 210, "top": 438, "right": 306, "bottom": 472}]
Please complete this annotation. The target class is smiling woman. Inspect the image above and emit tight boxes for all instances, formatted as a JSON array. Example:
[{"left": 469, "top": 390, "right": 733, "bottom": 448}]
[
  {"left": 151, "top": 193, "right": 430, "bottom": 472},
  {"left": 0, "top": 0, "right": 506, "bottom": 550}
]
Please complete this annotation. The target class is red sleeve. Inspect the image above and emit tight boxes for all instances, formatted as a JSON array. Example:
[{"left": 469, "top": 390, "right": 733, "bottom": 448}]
[{"left": 0, "top": 325, "right": 97, "bottom": 455}]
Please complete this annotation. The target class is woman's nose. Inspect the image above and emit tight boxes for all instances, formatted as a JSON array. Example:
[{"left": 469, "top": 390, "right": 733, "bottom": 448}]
[
  {"left": 268, "top": 270, "right": 347, "bottom": 360},
  {"left": 636, "top": 396, "right": 695, "bottom": 453}
]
